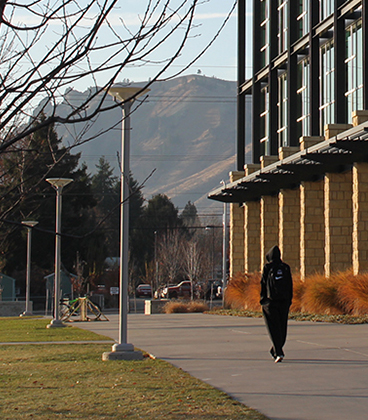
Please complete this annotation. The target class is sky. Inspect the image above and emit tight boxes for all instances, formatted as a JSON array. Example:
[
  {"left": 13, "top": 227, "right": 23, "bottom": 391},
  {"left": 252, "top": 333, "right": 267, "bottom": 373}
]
[
  {"left": 5, "top": 0, "right": 245, "bottom": 97},
  {"left": 118, "top": 0, "right": 239, "bottom": 83}
]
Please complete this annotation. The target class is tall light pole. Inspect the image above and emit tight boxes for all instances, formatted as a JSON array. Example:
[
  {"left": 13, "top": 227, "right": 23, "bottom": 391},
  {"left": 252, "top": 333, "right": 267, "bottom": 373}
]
[
  {"left": 205, "top": 226, "right": 215, "bottom": 279},
  {"left": 46, "top": 178, "right": 73, "bottom": 328},
  {"left": 103, "top": 86, "right": 149, "bottom": 361},
  {"left": 220, "top": 180, "right": 228, "bottom": 307},
  {"left": 20, "top": 220, "right": 38, "bottom": 317}
]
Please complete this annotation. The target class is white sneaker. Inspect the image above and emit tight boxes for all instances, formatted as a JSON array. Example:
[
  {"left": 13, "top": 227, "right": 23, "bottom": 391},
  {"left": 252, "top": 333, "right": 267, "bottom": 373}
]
[{"left": 275, "top": 356, "right": 283, "bottom": 363}]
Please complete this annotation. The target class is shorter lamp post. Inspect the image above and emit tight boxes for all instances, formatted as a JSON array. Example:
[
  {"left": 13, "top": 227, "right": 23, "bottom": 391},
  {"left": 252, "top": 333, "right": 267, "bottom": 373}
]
[
  {"left": 46, "top": 178, "right": 73, "bottom": 329},
  {"left": 20, "top": 220, "right": 38, "bottom": 317}
]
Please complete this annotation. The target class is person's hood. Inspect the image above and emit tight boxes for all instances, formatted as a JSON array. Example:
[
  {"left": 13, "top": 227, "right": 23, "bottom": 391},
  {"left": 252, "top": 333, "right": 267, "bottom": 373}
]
[{"left": 266, "top": 245, "right": 281, "bottom": 263}]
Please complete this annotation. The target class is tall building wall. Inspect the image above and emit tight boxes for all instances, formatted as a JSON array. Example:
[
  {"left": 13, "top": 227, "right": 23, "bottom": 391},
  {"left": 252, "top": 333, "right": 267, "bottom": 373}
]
[{"left": 212, "top": 1, "right": 368, "bottom": 280}]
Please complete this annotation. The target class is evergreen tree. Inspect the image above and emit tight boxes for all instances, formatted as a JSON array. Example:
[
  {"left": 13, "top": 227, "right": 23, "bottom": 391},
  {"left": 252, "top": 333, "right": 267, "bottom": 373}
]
[
  {"left": 0, "top": 114, "right": 96, "bottom": 294},
  {"left": 180, "top": 201, "right": 200, "bottom": 227},
  {"left": 89, "top": 159, "right": 145, "bottom": 278}
]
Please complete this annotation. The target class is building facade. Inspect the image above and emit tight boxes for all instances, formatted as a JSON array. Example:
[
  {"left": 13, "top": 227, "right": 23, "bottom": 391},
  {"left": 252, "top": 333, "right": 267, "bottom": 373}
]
[{"left": 209, "top": 0, "right": 368, "bottom": 279}]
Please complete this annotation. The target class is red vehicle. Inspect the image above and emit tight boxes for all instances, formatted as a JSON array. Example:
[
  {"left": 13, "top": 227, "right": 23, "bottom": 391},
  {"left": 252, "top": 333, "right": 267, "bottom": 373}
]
[
  {"left": 135, "top": 284, "right": 152, "bottom": 298},
  {"left": 161, "top": 281, "right": 191, "bottom": 299}
]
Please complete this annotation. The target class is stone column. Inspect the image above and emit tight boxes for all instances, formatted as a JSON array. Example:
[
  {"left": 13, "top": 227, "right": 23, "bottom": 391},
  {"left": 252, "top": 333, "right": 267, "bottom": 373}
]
[
  {"left": 352, "top": 110, "right": 368, "bottom": 127},
  {"left": 260, "top": 195, "right": 279, "bottom": 268},
  {"left": 352, "top": 163, "right": 368, "bottom": 274},
  {"left": 324, "top": 124, "right": 353, "bottom": 139},
  {"left": 229, "top": 171, "right": 245, "bottom": 278},
  {"left": 324, "top": 171, "right": 353, "bottom": 277},
  {"left": 279, "top": 188, "right": 300, "bottom": 273},
  {"left": 300, "top": 179, "right": 325, "bottom": 279},
  {"left": 244, "top": 164, "right": 261, "bottom": 273},
  {"left": 244, "top": 201, "right": 261, "bottom": 273}
]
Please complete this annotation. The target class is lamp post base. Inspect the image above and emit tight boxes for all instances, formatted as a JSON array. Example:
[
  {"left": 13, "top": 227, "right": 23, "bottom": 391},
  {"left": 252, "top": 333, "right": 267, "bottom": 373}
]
[
  {"left": 102, "top": 343, "right": 143, "bottom": 361},
  {"left": 46, "top": 319, "right": 66, "bottom": 328}
]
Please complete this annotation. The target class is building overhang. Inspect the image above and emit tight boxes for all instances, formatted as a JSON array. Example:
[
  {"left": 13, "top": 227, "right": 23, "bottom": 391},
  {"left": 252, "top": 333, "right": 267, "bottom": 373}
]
[{"left": 208, "top": 123, "right": 368, "bottom": 203}]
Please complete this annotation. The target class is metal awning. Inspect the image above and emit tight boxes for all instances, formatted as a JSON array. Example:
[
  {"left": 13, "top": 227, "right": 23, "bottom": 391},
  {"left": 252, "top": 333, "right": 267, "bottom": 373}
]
[{"left": 208, "top": 124, "right": 368, "bottom": 203}]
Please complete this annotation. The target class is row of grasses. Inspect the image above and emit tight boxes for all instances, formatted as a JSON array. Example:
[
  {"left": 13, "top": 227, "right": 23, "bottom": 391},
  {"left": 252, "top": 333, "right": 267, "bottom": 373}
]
[
  {"left": 225, "top": 270, "right": 368, "bottom": 316},
  {"left": 164, "top": 300, "right": 209, "bottom": 314}
]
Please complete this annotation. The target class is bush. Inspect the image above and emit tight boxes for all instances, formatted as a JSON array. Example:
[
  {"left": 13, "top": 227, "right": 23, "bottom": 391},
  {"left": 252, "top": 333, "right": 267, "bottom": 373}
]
[
  {"left": 290, "top": 273, "right": 304, "bottom": 313},
  {"left": 164, "top": 300, "right": 209, "bottom": 314},
  {"left": 225, "top": 269, "right": 368, "bottom": 316},
  {"left": 225, "top": 272, "right": 261, "bottom": 312},
  {"left": 336, "top": 271, "right": 368, "bottom": 315},
  {"left": 301, "top": 273, "right": 343, "bottom": 315}
]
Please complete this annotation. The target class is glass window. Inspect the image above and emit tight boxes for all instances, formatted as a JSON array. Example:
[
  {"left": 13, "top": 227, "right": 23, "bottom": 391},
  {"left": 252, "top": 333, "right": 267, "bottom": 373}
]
[
  {"left": 345, "top": 20, "right": 363, "bottom": 122},
  {"left": 278, "top": 0, "right": 288, "bottom": 53},
  {"left": 320, "top": 0, "right": 333, "bottom": 21},
  {"left": 297, "top": 0, "right": 309, "bottom": 37},
  {"left": 297, "top": 58, "right": 310, "bottom": 137},
  {"left": 278, "top": 72, "right": 288, "bottom": 147},
  {"left": 320, "top": 40, "right": 335, "bottom": 133},
  {"left": 260, "top": 86, "right": 269, "bottom": 155},
  {"left": 260, "top": 0, "right": 270, "bottom": 67}
]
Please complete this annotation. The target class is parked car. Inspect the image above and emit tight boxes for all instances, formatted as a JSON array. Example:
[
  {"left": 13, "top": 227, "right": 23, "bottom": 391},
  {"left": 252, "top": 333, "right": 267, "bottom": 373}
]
[
  {"left": 161, "top": 281, "right": 191, "bottom": 299},
  {"left": 135, "top": 284, "right": 152, "bottom": 298}
]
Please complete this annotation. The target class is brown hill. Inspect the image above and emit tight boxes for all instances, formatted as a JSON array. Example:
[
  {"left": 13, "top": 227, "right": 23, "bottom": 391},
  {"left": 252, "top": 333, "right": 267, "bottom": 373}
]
[{"left": 55, "top": 75, "right": 251, "bottom": 211}]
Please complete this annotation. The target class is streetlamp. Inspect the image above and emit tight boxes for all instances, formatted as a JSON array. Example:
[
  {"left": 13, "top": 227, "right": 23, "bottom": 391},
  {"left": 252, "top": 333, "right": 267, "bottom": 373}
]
[
  {"left": 20, "top": 220, "right": 38, "bottom": 317},
  {"left": 103, "top": 86, "right": 149, "bottom": 361},
  {"left": 205, "top": 225, "right": 215, "bottom": 279},
  {"left": 220, "top": 180, "right": 228, "bottom": 307},
  {"left": 46, "top": 178, "right": 73, "bottom": 328}
]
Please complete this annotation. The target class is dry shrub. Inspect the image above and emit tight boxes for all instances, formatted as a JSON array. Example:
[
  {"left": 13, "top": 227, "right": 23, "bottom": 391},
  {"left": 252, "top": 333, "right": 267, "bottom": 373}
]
[
  {"left": 164, "top": 301, "right": 189, "bottom": 313},
  {"left": 163, "top": 300, "right": 209, "bottom": 314},
  {"left": 290, "top": 273, "right": 305, "bottom": 313},
  {"left": 336, "top": 271, "right": 368, "bottom": 315},
  {"left": 301, "top": 273, "right": 344, "bottom": 315},
  {"left": 225, "top": 272, "right": 261, "bottom": 312},
  {"left": 223, "top": 268, "right": 368, "bottom": 316},
  {"left": 188, "top": 300, "right": 209, "bottom": 313}
]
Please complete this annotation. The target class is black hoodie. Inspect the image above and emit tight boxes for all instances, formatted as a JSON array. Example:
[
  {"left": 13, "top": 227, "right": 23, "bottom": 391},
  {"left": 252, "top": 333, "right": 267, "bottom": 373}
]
[{"left": 260, "top": 245, "right": 293, "bottom": 305}]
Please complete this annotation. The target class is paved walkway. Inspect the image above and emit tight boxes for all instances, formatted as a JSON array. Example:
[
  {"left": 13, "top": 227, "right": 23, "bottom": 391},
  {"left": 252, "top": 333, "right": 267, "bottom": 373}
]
[{"left": 76, "top": 313, "right": 368, "bottom": 420}]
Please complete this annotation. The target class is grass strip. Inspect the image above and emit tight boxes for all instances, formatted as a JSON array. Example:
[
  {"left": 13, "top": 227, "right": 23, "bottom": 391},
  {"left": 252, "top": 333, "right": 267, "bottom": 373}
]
[
  {"left": 0, "top": 317, "right": 112, "bottom": 342},
  {"left": 0, "top": 318, "right": 268, "bottom": 420},
  {"left": 208, "top": 309, "right": 368, "bottom": 324}
]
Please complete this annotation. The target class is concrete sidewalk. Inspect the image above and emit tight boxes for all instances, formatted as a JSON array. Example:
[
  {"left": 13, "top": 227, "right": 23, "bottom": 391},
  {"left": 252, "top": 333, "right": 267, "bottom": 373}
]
[{"left": 76, "top": 313, "right": 368, "bottom": 420}]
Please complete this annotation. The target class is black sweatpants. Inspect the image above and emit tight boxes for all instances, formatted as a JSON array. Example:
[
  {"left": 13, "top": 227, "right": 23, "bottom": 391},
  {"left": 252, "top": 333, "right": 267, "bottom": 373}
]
[{"left": 262, "top": 300, "right": 290, "bottom": 357}]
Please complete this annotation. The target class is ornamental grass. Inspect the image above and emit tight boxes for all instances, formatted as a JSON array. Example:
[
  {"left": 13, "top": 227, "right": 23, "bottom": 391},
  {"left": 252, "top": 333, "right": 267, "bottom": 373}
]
[
  {"left": 225, "top": 269, "right": 368, "bottom": 316},
  {"left": 164, "top": 300, "right": 209, "bottom": 314}
]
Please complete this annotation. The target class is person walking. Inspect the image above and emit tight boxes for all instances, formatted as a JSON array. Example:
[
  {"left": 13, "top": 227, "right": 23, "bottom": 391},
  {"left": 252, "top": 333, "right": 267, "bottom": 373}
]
[{"left": 260, "top": 245, "right": 293, "bottom": 363}]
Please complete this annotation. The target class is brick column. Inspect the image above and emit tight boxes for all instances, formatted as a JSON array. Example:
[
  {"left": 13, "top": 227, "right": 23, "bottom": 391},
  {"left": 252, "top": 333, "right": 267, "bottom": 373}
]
[
  {"left": 352, "top": 163, "right": 368, "bottom": 274},
  {"left": 324, "top": 124, "right": 353, "bottom": 139},
  {"left": 300, "top": 180, "right": 325, "bottom": 279},
  {"left": 260, "top": 195, "right": 279, "bottom": 268},
  {"left": 244, "top": 164, "right": 261, "bottom": 273},
  {"left": 279, "top": 189, "right": 300, "bottom": 273},
  {"left": 244, "top": 201, "right": 261, "bottom": 273},
  {"left": 324, "top": 171, "right": 353, "bottom": 277},
  {"left": 229, "top": 171, "right": 245, "bottom": 277}
]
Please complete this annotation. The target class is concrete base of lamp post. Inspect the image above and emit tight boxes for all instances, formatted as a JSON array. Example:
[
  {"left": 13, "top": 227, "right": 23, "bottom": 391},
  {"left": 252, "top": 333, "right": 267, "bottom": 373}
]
[
  {"left": 102, "top": 343, "right": 143, "bottom": 361},
  {"left": 46, "top": 319, "right": 66, "bottom": 328}
]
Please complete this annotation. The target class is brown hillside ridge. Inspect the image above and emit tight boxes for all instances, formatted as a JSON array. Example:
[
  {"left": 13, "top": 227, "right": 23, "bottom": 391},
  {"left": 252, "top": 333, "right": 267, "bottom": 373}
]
[{"left": 46, "top": 74, "right": 250, "bottom": 209}]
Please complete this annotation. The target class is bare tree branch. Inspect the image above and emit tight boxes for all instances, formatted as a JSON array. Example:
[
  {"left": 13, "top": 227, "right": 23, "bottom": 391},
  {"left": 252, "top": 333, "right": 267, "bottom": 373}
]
[{"left": 0, "top": 0, "right": 236, "bottom": 153}]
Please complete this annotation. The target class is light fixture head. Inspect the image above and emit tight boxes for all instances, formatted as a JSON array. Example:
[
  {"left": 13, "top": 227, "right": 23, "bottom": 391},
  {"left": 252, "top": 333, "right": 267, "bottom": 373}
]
[
  {"left": 107, "top": 86, "right": 150, "bottom": 102},
  {"left": 22, "top": 220, "right": 39, "bottom": 228},
  {"left": 46, "top": 178, "right": 73, "bottom": 189}
]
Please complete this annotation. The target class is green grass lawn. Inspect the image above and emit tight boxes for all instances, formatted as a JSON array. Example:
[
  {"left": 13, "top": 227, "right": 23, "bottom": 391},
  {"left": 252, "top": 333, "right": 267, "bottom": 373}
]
[
  {"left": 0, "top": 317, "right": 113, "bottom": 342},
  {"left": 0, "top": 318, "right": 268, "bottom": 420}
]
